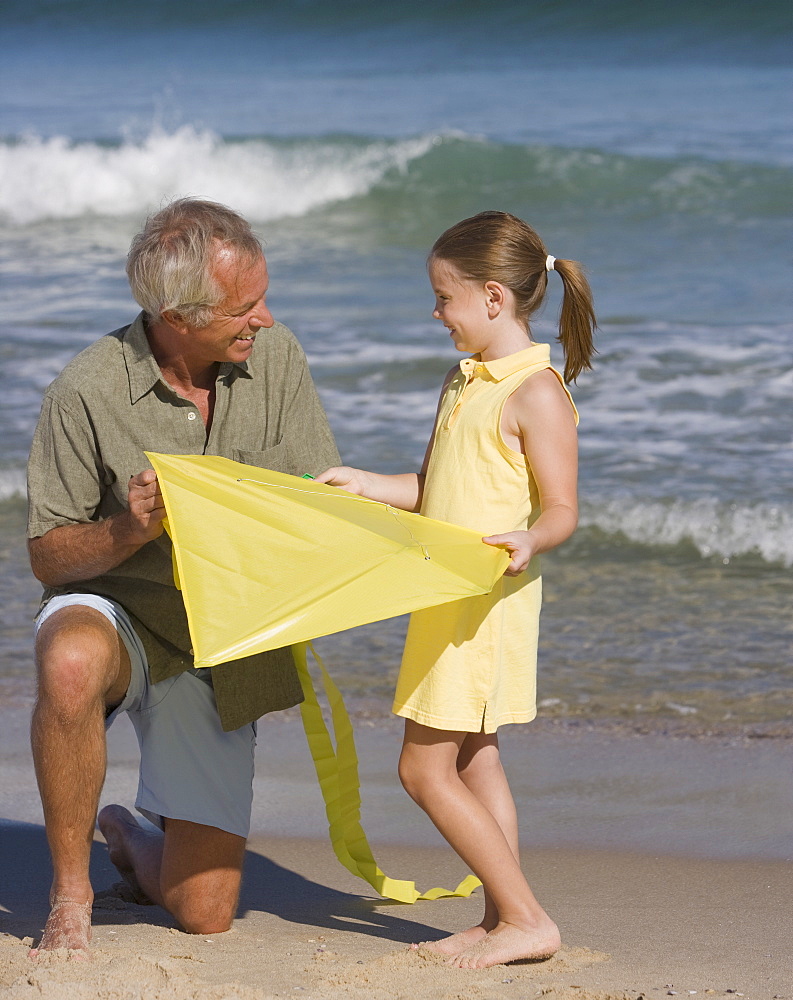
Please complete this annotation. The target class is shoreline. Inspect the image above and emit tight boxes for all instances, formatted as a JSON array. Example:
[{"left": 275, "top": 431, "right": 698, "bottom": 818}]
[
  {"left": 2, "top": 498, "right": 792, "bottom": 742},
  {"left": 2, "top": 680, "right": 793, "bottom": 744},
  {"left": 1, "top": 706, "right": 791, "bottom": 862}
]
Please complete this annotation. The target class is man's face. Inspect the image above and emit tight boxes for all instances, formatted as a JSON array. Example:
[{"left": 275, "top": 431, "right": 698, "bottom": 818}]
[{"left": 186, "top": 249, "right": 274, "bottom": 366}]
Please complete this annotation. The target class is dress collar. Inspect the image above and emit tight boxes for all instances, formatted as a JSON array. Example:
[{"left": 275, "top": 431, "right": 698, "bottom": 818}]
[{"left": 458, "top": 343, "right": 551, "bottom": 382}]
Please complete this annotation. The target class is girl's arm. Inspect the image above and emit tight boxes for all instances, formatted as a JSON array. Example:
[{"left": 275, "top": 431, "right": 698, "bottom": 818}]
[
  {"left": 485, "top": 370, "right": 579, "bottom": 576},
  {"left": 315, "top": 366, "right": 458, "bottom": 512},
  {"left": 313, "top": 467, "right": 424, "bottom": 511}
]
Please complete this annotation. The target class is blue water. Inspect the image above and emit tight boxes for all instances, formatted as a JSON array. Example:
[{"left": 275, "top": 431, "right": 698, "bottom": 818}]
[{"left": 1, "top": 0, "right": 791, "bottom": 727}]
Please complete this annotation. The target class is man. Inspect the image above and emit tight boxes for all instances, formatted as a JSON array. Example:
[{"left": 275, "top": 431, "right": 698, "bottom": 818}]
[{"left": 26, "top": 198, "right": 340, "bottom": 956}]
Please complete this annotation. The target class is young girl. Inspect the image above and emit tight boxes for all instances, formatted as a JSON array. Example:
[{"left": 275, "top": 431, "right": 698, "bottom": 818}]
[{"left": 317, "top": 211, "right": 596, "bottom": 969}]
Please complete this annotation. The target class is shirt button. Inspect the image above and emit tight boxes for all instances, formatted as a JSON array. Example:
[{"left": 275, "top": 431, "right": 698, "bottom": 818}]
[{"left": 187, "top": 412, "right": 197, "bottom": 420}]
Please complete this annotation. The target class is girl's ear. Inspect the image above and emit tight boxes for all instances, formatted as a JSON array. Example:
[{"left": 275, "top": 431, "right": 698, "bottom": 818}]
[{"left": 484, "top": 280, "right": 507, "bottom": 318}]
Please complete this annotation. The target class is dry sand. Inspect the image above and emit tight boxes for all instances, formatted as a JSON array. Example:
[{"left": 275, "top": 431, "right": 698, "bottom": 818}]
[
  {"left": 1, "top": 829, "right": 791, "bottom": 1000},
  {"left": 1, "top": 711, "right": 791, "bottom": 999}
]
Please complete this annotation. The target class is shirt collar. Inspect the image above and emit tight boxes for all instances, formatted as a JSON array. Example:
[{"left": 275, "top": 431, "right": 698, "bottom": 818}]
[
  {"left": 122, "top": 313, "right": 252, "bottom": 405},
  {"left": 459, "top": 343, "right": 551, "bottom": 382}
]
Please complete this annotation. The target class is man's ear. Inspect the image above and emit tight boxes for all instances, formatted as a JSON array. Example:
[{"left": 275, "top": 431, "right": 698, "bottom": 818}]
[
  {"left": 484, "top": 280, "right": 507, "bottom": 318},
  {"left": 160, "top": 310, "right": 190, "bottom": 336}
]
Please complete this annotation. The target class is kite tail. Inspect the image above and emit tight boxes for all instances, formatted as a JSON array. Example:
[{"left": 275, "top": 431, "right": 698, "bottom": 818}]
[{"left": 292, "top": 641, "right": 481, "bottom": 904}]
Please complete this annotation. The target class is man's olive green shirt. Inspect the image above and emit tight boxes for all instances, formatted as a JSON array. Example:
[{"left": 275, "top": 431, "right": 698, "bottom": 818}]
[{"left": 27, "top": 314, "right": 340, "bottom": 731}]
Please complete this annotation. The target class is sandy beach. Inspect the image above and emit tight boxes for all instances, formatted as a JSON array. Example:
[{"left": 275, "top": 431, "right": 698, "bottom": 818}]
[
  {"left": 1, "top": 709, "right": 791, "bottom": 999},
  {"left": 3, "top": 0, "right": 792, "bottom": 996}
]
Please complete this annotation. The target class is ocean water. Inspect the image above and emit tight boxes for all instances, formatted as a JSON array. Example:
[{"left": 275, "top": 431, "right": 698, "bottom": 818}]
[{"left": 1, "top": 0, "right": 791, "bottom": 732}]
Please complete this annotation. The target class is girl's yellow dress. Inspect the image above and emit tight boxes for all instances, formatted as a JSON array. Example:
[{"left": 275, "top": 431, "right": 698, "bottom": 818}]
[{"left": 392, "top": 344, "right": 577, "bottom": 733}]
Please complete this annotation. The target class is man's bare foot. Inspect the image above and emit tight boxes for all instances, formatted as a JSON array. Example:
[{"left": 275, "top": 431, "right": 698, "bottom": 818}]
[
  {"left": 97, "top": 804, "right": 154, "bottom": 905},
  {"left": 412, "top": 924, "right": 489, "bottom": 957},
  {"left": 450, "top": 917, "right": 561, "bottom": 969},
  {"left": 29, "top": 896, "right": 92, "bottom": 960}
]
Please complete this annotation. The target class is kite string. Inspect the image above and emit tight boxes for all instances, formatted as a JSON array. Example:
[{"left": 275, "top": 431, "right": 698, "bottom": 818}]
[
  {"left": 236, "top": 477, "right": 381, "bottom": 504},
  {"left": 236, "top": 478, "right": 431, "bottom": 560},
  {"left": 386, "top": 506, "right": 430, "bottom": 560}
]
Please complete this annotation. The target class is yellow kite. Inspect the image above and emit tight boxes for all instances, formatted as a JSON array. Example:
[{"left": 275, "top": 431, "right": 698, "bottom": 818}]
[
  {"left": 146, "top": 452, "right": 509, "bottom": 667},
  {"left": 146, "top": 451, "right": 508, "bottom": 904}
]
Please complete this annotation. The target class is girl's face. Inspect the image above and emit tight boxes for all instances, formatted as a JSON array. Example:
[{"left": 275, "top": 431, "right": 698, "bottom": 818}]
[{"left": 429, "top": 259, "right": 492, "bottom": 355}]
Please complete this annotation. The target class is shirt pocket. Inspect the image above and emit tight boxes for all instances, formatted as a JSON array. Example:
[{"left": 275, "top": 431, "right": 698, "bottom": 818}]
[{"left": 233, "top": 439, "right": 291, "bottom": 474}]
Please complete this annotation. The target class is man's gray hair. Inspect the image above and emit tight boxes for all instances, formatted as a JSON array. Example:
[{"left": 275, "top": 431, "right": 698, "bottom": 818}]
[{"left": 126, "top": 198, "right": 263, "bottom": 327}]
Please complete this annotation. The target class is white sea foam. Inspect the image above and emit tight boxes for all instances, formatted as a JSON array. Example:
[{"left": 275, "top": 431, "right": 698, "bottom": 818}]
[
  {"left": 0, "top": 469, "right": 25, "bottom": 502},
  {"left": 305, "top": 334, "right": 448, "bottom": 368},
  {"left": 0, "top": 128, "right": 437, "bottom": 225},
  {"left": 580, "top": 497, "right": 793, "bottom": 566}
]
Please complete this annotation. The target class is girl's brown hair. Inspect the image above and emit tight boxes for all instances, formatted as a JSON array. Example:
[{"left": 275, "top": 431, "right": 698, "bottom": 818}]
[{"left": 430, "top": 211, "right": 596, "bottom": 382}]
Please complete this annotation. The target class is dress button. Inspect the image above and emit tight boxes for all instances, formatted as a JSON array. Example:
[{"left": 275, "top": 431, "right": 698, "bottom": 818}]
[{"left": 187, "top": 412, "right": 197, "bottom": 420}]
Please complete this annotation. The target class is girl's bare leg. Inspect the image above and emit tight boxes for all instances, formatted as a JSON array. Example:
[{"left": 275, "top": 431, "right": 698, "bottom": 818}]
[
  {"left": 453, "top": 731, "right": 522, "bottom": 946},
  {"left": 409, "top": 731, "right": 514, "bottom": 953},
  {"left": 399, "top": 720, "right": 559, "bottom": 967}
]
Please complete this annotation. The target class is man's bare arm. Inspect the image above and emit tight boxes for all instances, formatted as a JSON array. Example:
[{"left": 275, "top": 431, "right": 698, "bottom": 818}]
[{"left": 28, "top": 469, "right": 166, "bottom": 587}]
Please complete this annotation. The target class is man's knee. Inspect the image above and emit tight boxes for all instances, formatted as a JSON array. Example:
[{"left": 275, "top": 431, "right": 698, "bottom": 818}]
[
  {"left": 35, "top": 608, "right": 130, "bottom": 716},
  {"left": 160, "top": 820, "right": 244, "bottom": 935},
  {"left": 164, "top": 871, "right": 241, "bottom": 934},
  {"left": 172, "top": 895, "right": 237, "bottom": 935}
]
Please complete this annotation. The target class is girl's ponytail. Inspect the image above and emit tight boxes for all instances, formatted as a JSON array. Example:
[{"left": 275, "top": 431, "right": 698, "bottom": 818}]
[
  {"left": 431, "top": 211, "right": 597, "bottom": 383},
  {"left": 551, "top": 258, "right": 597, "bottom": 384}
]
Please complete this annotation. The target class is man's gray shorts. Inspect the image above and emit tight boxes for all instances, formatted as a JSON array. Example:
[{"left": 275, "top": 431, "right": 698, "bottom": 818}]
[{"left": 35, "top": 594, "right": 255, "bottom": 839}]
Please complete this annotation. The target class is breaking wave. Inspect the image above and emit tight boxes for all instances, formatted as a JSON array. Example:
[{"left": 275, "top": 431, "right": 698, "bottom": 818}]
[{"left": 1, "top": 129, "right": 790, "bottom": 226}]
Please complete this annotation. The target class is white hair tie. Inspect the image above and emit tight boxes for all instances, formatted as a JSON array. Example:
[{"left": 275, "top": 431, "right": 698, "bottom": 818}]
[{"left": 545, "top": 255, "right": 556, "bottom": 272}]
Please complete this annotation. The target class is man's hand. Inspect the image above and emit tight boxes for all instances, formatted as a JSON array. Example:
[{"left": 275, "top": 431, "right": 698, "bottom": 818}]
[
  {"left": 29, "top": 469, "right": 167, "bottom": 587},
  {"left": 483, "top": 530, "right": 535, "bottom": 577},
  {"left": 123, "top": 469, "right": 166, "bottom": 544}
]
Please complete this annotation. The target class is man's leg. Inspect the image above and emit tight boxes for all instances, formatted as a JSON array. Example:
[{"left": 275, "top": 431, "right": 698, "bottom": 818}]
[
  {"left": 98, "top": 657, "right": 254, "bottom": 935},
  {"left": 98, "top": 807, "right": 245, "bottom": 933},
  {"left": 30, "top": 606, "right": 131, "bottom": 956}
]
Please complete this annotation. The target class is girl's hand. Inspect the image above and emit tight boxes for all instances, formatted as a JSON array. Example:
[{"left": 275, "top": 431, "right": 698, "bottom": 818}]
[
  {"left": 483, "top": 530, "right": 535, "bottom": 576},
  {"left": 314, "top": 466, "right": 374, "bottom": 497}
]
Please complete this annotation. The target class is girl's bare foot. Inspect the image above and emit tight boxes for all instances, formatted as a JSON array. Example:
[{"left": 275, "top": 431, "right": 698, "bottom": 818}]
[
  {"left": 450, "top": 917, "right": 561, "bottom": 969},
  {"left": 412, "top": 923, "right": 489, "bottom": 957},
  {"left": 29, "top": 896, "right": 92, "bottom": 960}
]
